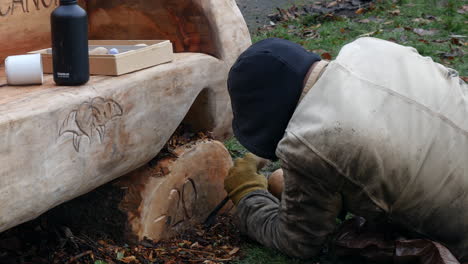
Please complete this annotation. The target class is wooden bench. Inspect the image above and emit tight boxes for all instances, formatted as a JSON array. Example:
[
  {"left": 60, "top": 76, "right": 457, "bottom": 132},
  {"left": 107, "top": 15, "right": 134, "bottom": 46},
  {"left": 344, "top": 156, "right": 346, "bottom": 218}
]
[{"left": 0, "top": 0, "right": 251, "bottom": 238}]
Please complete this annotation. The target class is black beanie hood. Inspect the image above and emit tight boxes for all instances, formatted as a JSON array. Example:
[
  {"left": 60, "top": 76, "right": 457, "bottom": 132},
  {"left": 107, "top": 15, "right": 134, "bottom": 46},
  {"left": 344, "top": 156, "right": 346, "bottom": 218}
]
[{"left": 228, "top": 38, "right": 321, "bottom": 160}]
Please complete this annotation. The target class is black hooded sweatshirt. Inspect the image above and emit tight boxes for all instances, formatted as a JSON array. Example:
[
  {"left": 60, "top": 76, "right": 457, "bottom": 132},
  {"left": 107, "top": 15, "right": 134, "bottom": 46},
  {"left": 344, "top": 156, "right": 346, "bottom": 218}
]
[{"left": 227, "top": 38, "right": 321, "bottom": 159}]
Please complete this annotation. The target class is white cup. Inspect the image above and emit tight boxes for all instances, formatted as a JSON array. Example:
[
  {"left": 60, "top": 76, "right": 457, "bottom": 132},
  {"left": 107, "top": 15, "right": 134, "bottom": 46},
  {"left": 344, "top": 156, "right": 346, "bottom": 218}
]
[{"left": 5, "top": 54, "right": 43, "bottom": 85}]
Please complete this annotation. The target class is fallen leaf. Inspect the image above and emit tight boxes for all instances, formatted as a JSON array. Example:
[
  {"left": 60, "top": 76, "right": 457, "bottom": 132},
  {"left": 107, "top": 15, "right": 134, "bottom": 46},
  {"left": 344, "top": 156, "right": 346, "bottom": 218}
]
[
  {"left": 120, "top": 256, "right": 137, "bottom": 263},
  {"left": 457, "top": 5, "right": 468, "bottom": 14},
  {"left": 413, "top": 28, "right": 438, "bottom": 36},
  {"left": 418, "top": 39, "right": 429, "bottom": 44},
  {"left": 412, "top": 18, "right": 431, "bottom": 24},
  {"left": 190, "top": 242, "right": 199, "bottom": 248},
  {"left": 321, "top": 52, "right": 332, "bottom": 60},
  {"left": 355, "top": 8, "right": 366, "bottom": 15},
  {"left": 340, "top": 28, "right": 346, "bottom": 33},
  {"left": 451, "top": 38, "right": 461, "bottom": 45},
  {"left": 400, "top": 35, "right": 409, "bottom": 43},
  {"left": 439, "top": 47, "right": 464, "bottom": 60},
  {"left": 384, "top": 20, "right": 394, "bottom": 25},
  {"left": 368, "top": 16, "right": 386, "bottom": 23},
  {"left": 461, "top": 76, "right": 468, "bottom": 83},
  {"left": 116, "top": 251, "right": 125, "bottom": 260},
  {"left": 359, "top": 30, "right": 378, "bottom": 37},
  {"left": 327, "top": 1, "right": 338, "bottom": 8},
  {"left": 390, "top": 9, "right": 400, "bottom": 16},
  {"left": 310, "top": 48, "right": 325, "bottom": 53},
  {"left": 423, "top": 14, "right": 438, "bottom": 21},
  {"left": 303, "top": 30, "right": 320, "bottom": 39},
  {"left": 228, "top": 247, "right": 240, "bottom": 255},
  {"left": 358, "top": 18, "right": 370, "bottom": 23}
]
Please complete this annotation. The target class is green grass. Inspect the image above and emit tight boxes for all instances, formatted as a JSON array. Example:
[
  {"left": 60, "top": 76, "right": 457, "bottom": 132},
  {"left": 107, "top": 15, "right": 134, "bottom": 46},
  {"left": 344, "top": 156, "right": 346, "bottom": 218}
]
[
  {"left": 232, "top": 243, "right": 308, "bottom": 264},
  {"left": 231, "top": 241, "right": 366, "bottom": 264},
  {"left": 226, "top": 0, "right": 467, "bottom": 263},
  {"left": 254, "top": 0, "right": 467, "bottom": 75},
  {"left": 224, "top": 137, "right": 249, "bottom": 159}
]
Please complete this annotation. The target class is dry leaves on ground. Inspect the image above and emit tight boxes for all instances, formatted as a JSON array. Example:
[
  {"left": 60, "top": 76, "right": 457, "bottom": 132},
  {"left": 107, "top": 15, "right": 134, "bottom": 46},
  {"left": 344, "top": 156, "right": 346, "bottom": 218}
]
[
  {"left": 321, "top": 52, "right": 333, "bottom": 60},
  {"left": 438, "top": 46, "right": 465, "bottom": 61},
  {"left": 389, "top": 9, "right": 400, "bottom": 16},
  {"left": 413, "top": 28, "right": 439, "bottom": 36},
  {"left": 267, "top": 0, "right": 374, "bottom": 23},
  {"left": 457, "top": 5, "right": 468, "bottom": 14},
  {"left": 0, "top": 214, "right": 243, "bottom": 264}
]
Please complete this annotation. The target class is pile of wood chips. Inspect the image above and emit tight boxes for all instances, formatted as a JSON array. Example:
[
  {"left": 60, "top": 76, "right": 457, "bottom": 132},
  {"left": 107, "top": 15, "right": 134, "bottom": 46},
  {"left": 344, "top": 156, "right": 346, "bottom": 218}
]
[
  {"left": 0, "top": 125, "right": 242, "bottom": 264},
  {"left": 0, "top": 214, "right": 242, "bottom": 264}
]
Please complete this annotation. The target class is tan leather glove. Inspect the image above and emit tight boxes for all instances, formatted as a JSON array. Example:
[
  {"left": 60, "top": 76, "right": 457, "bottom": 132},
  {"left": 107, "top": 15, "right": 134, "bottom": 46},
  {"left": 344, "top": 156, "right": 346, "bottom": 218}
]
[{"left": 224, "top": 153, "right": 268, "bottom": 205}]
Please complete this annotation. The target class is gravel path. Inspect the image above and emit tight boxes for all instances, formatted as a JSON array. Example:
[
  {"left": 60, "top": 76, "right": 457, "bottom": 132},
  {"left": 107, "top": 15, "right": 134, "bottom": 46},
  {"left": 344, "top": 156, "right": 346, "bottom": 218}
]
[{"left": 236, "top": 0, "right": 318, "bottom": 30}]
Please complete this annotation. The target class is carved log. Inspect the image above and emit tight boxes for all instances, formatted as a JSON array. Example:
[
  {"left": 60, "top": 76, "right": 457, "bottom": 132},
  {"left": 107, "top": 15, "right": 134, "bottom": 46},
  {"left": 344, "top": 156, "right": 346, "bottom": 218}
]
[
  {"left": 118, "top": 139, "right": 232, "bottom": 242},
  {"left": 47, "top": 139, "right": 232, "bottom": 243},
  {"left": 0, "top": 0, "right": 250, "bottom": 233}
]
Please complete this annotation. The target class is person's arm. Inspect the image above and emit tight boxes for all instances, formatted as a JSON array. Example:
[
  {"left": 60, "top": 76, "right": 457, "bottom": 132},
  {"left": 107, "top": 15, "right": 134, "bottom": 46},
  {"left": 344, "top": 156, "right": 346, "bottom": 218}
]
[{"left": 232, "top": 153, "right": 344, "bottom": 259}]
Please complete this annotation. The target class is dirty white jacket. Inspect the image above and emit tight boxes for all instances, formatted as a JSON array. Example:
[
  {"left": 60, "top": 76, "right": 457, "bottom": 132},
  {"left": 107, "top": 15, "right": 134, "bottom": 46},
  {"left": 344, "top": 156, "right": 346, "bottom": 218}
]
[{"left": 237, "top": 37, "right": 468, "bottom": 260}]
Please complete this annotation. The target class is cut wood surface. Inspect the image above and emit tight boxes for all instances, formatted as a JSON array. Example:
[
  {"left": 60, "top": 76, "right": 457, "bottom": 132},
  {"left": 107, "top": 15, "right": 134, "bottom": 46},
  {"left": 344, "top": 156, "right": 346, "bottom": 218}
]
[
  {"left": 87, "top": 0, "right": 216, "bottom": 57},
  {"left": 118, "top": 140, "right": 232, "bottom": 242},
  {"left": 0, "top": 0, "right": 250, "bottom": 233},
  {"left": 0, "top": 65, "right": 5, "bottom": 84}
]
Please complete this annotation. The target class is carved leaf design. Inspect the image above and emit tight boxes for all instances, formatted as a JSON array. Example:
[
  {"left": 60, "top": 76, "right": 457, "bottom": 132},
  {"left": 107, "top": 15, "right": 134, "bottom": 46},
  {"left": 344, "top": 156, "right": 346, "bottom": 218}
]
[
  {"left": 59, "top": 110, "right": 85, "bottom": 152},
  {"left": 59, "top": 110, "right": 81, "bottom": 137},
  {"left": 73, "top": 134, "right": 82, "bottom": 152},
  {"left": 75, "top": 102, "right": 95, "bottom": 138},
  {"left": 59, "top": 97, "right": 123, "bottom": 152}
]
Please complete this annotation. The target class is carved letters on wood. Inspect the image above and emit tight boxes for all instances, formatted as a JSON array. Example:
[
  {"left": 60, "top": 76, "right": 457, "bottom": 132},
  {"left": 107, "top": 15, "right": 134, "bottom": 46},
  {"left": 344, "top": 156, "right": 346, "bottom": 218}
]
[
  {"left": 0, "top": 0, "right": 59, "bottom": 17},
  {"left": 59, "top": 97, "right": 123, "bottom": 152}
]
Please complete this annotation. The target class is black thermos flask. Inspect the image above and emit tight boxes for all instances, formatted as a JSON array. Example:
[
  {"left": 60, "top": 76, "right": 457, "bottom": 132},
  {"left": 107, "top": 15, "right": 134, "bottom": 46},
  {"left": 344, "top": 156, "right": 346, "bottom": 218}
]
[{"left": 51, "top": 0, "right": 89, "bottom": 86}]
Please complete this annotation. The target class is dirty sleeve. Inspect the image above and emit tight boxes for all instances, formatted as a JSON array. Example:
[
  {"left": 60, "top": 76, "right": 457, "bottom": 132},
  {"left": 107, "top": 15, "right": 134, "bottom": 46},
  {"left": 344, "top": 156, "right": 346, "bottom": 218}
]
[{"left": 236, "top": 150, "right": 344, "bottom": 259}]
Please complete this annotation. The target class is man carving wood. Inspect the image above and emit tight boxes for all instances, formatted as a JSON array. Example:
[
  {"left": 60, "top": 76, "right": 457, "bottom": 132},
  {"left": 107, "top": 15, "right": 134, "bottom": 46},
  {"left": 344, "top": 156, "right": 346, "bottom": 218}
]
[{"left": 224, "top": 37, "right": 468, "bottom": 261}]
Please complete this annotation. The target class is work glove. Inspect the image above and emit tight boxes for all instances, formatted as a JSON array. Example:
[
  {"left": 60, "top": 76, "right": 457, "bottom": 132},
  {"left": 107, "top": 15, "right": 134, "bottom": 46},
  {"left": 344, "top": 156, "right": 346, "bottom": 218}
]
[{"left": 224, "top": 153, "right": 268, "bottom": 205}]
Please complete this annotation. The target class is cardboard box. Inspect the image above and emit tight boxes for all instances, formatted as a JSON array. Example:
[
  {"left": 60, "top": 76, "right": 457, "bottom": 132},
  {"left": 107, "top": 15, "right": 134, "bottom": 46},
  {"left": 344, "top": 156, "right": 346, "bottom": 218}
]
[{"left": 29, "top": 40, "right": 173, "bottom": 76}]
